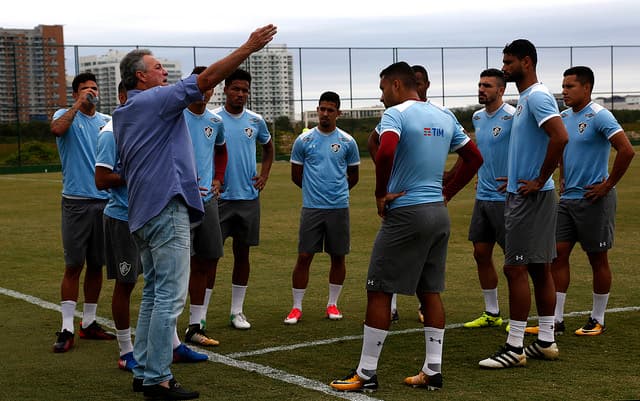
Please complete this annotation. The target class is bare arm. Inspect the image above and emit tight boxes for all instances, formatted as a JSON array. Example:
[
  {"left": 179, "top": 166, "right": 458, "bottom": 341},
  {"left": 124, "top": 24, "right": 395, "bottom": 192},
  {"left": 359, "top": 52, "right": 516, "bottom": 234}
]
[
  {"left": 50, "top": 90, "right": 95, "bottom": 137},
  {"left": 517, "top": 116, "right": 568, "bottom": 195},
  {"left": 584, "top": 131, "right": 635, "bottom": 201},
  {"left": 291, "top": 163, "right": 303, "bottom": 188},
  {"left": 253, "top": 139, "right": 274, "bottom": 191},
  {"left": 196, "top": 25, "right": 277, "bottom": 93},
  {"left": 347, "top": 165, "right": 359, "bottom": 190},
  {"left": 95, "top": 166, "right": 125, "bottom": 190}
]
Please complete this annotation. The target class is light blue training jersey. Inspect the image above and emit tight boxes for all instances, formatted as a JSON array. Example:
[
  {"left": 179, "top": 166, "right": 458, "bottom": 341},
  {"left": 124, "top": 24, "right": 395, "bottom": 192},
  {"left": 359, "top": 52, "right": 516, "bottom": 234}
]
[
  {"left": 53, "top": 109, "right": 111, "bottom": 199},
  {"left": 507, "top": 83, "right": 560, "bottom": 194},
  {"left": 560, "top": 101, "right": 623, "bottom": 199},
  {"left": 380, "top": 100, "right": 470, "bottom": 210},
  {"left": 290, "top": 127, "right": 360, "bottom": 209},
  {"left": 472, "top": 103, "right": 515, "bottom": 201},
  {"left": 95, "top": 120, "right": 129, "bottom": 221},
  {"left": 184, "top": 108, "right": 226, "bottom": 203},
  {"left": 211, "top": 107, "right": 271, "bottom": 201}
]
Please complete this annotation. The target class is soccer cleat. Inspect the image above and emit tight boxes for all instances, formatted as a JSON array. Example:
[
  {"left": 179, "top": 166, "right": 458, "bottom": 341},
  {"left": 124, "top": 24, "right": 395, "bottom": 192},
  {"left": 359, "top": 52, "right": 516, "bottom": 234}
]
[
  {"left": 330, "top": 369, "right": 378, "bottom": 392},
  {"left": 463, "top": 311, "right": 503, "bottom": 328},
  {"left": 78, "top": 321, "right": 116, "bottom": 340},
  {"left": 403, "top": 371, "right": 443, "bottom": 391},
  {"left": 284, "top": 308, "right": 303, "bottom": 325},
  {"left": 53, "top": 329, "right": 75, "bottom": 353},
  {"left": 172, "top": 343, "right": 208, "bottom": 363},
  {"left": 524, "top": 340, "right": 559, "bottom": 360},
  {"left": 326, "top": 304, "right": 343, "bottom": 320},
  {"left": 185, "top": 324, "right": 219, "bottom": 346},
  {"left": 575, "top": 317, "right": 606, "bottom": 336},
  {"left": 524, "top": 321, "right": 565, "bottom": 335},
  {"left": 505, "top": 323, "right": 510, "bottom": 333},
  {"left": 118, "top": 351, "right": 138, "bottom": 371},
  {"left": 418, "top": 307, "right": 424, "bottom": 323},
  {"left": 391, "top": 309, "right": 399, "bottom": 323},
  {"left": 479, "top": 344, "right": 526, "bottom": 369},
  {"left": 230, "top": 313, "right": 251, "bottom": 330}
]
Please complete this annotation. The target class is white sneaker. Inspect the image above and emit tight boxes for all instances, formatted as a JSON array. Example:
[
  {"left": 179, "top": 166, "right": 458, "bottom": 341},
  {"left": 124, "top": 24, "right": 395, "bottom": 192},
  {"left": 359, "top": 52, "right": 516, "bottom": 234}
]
[
  {"left": 479, "top": 344, "right": 526, "bottom": 369},
  {"left": 230, "top": 312, "right": 251, "bottom": 330}
]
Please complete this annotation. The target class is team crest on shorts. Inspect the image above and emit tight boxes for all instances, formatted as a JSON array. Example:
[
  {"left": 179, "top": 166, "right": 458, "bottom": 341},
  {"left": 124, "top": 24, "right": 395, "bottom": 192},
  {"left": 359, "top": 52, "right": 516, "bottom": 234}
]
[
  {"left": 204, "top": 126, "right": 213, "bottom": 138},
  {"left": 492, "top": 126, "right": 502, "bottom": 137},
  {"left": 119, "top": 261, "right": 132, "bottom": 276},
  {"left": 244, "top": 127, "right": 254, "bottom": 138},
  {"left": 578, "top": 122, "right": 587, "bottom": 134},
  {"left": 331, "top": 143, "right": 341, "bottom": 152}
]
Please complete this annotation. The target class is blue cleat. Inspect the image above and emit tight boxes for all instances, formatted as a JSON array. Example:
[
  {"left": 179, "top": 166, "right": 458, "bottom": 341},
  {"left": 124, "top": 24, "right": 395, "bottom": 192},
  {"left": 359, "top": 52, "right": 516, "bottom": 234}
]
[
  {"left": 118, "top": 351, "right": 138, "bottom": 371},
  {"left": 172, "top": 343, "right": 208, "bottom": 363}
]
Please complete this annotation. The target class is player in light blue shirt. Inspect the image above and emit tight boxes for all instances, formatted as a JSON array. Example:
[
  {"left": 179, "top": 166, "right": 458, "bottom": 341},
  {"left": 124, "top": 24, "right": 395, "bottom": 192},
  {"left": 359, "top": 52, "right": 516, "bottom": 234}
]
[
  {"left": 331, "top": 62, "right": 482, "bottom": 392},
  {"left": 50, "top": 72, "right": 114, "bottom": 353},
  {"left": 464, "top": 68, "right": 514, "bottom": 330},
  {"left": 210, "top": 68, "right": 274, "bottom": 330},
  {"left": 480, "top": 39, "right": 568, "bottom": 370},
  {"left": 550, "top": 66, "right": 635, "bottom": 337},
  {"left": 284, "top": 91, "right": 360, "bottom": 325},
  {"left": 183, "top": 66, "right": 228, "bottom": 346}
]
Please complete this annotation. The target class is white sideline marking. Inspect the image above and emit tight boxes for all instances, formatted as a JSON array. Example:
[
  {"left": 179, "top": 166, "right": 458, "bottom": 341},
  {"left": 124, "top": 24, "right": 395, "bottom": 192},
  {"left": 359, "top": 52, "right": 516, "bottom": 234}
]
[
  {"left": 0, "top": 286, "right": 379, "bottom": 401},
  {"left": 3, "top": 285, "right": 639, "bottom": 401}
]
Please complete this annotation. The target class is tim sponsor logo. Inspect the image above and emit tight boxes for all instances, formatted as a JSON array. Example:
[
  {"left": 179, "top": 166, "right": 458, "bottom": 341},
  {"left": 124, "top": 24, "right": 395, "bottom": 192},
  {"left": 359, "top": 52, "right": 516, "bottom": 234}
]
[{"left": 423, "top": 127, "right": 445, "bottom": 137}]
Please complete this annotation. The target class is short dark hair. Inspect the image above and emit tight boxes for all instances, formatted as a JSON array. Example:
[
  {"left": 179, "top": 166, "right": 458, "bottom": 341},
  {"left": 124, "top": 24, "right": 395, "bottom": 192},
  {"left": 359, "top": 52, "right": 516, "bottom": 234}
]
[
  {"left": 480, "top": 68, "right": 506, "bottom": 87},
  {"left": 411, "top": 65, "right": 429, "bottom": 82},
  {"left": 191, "top": 66, "right": 206, "bottom": 75},
  {"left": 117, "top": 81, "right": 126, "bottom": 94},
  {"left": 319, "top": 91, "right": 340, "bottom": 109},
  {"left": 72, "top": 72, "right": 97, "bottom": 93},
  {"left": 503, "top": 39, "right": 537, "bottom": 67},
  {"left": 380, "top": 61, "right": 417, "bottom": 89},
  {"left": 224, "top": 68, "right": 252, "bottom": 87},
  {"left": 564, "top": 66, "right": 595, "bottom": 89}
]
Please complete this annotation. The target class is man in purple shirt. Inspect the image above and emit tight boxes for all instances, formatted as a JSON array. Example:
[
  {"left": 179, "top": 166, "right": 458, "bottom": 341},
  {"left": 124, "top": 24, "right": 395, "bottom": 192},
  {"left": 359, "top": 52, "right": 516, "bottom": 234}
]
[{"left": 113, "top": 24, "right": 276, "bottom": 400}]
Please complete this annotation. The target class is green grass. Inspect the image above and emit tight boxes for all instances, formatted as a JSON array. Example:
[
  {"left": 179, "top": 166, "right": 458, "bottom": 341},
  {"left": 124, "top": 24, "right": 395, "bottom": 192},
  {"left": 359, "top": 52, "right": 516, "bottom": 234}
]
[{"left": 0, "top": 154, "right": 639, "bottom": 401}]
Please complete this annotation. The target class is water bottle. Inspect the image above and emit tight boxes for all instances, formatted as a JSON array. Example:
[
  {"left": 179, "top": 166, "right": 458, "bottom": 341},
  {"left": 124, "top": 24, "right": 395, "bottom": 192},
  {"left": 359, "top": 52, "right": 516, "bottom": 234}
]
[{"left": 86, "top": 93, "right": 99, "bottom": 105}]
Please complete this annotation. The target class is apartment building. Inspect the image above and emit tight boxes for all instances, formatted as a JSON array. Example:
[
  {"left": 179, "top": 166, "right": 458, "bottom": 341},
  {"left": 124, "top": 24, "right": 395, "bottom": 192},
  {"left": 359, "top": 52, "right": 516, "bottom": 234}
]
[
  {"left": 0, "top": 25, "right": 66, "bottom": 123},
  {"left": 209, "top": 44, "right": 295, "bottom": 122}
]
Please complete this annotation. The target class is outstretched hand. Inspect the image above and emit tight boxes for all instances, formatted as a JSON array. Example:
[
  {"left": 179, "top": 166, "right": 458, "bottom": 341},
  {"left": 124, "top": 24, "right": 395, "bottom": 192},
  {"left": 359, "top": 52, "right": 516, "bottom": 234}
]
[{"left": 246, "top": 25, "right": 278, "bottom": 52}]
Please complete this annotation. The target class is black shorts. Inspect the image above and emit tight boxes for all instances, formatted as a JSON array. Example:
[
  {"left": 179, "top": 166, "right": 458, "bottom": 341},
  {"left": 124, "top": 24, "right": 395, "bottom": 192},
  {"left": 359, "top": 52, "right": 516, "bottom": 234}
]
[
  {"left": 61, "top": 197, "right": 107, "bottom": 267},
  {"left": 103, "top": 215, "right": 141, "bottom": 283}
]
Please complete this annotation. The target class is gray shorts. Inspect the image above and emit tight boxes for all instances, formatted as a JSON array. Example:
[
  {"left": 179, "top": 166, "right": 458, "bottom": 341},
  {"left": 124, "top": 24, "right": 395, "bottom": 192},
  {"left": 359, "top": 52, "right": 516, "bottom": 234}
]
[
  {"left": 218, "top": 198, "right": 260, "bottom": 246},
  {"left": 192, "top": 198, "right": 224, "bottom": 259},
  {"left": 61, "top": 197, "right": 107, "bottom": 267},
  {"left": 298, "top": 208, "right": 350, "bottom": 255},
  {"left": 103, "top": 215, "right": 141, "bottom": 284},
  {"left": 504, "top": 191, "right": 557, "bottom": 265},
  {"left": 367, "top": 203, "right": 450, "bottom": 295},
  {"left": 556, "top": 189, "right": 616, "bottom": 252},
  {"left": 468, "top": 200, "right": 506, "bottom": 249}
]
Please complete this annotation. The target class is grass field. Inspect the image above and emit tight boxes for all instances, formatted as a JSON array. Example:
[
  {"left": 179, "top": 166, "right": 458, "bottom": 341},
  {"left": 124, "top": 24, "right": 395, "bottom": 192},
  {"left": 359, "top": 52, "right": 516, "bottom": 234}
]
[{"left": 1, "top": 155, "right": 639, "bottom": 401}]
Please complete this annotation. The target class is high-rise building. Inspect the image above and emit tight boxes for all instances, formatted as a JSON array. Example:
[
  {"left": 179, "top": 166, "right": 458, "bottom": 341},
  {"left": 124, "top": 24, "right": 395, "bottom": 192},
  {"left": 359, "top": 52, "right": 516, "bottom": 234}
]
[
  {"left": 0, "top": 24, "right": 66, "bottom": 123},
  {"left": 209, "top": 44, "right": 294, "bottom": 122},
  {"left": 78, "top": 49, "right": 182, "bottom": 113}
]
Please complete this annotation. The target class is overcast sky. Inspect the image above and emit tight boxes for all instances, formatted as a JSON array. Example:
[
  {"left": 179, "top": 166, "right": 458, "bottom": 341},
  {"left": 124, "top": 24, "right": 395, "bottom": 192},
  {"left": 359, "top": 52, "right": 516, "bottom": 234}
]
[
  {"left": 2, "top": 0, "right": 638, "bottom": 110},
  {"left": 3, "top": 0, "right": 639, "bottom": 47}
]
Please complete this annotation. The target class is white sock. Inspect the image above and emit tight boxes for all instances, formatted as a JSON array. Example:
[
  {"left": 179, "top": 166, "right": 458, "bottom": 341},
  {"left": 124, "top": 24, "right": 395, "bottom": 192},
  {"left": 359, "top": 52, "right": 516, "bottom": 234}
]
[
  {"left": 292, "top": 288, "right": 306, "bottom": 310},
  {"left": 506, "top": 319, "right": 526, "bottom": 349},
  {"left": 422, "top": 327, "right": 444, "bottom": 375},
  {"left": 538, "top": 316, "right": 555, "bottom": 343},
  {"left": 592, "top": 292, "right": 609, "bottom": 325},
  {"left": 231, "top": 284, "right": 247, "bottom": 315},
  {"left": 82, "top": 303, "right": 97, "bottom": 328},
  {"left": 357, "top": 325, "right": 388, "bottom": 379},
  {"left": 61, "top": 300, "right": 76, "bottom": 333},
  {"left": 391, "top": 293, "right": 398, "bottom": 311},
  {"left": 554, "top": 292, "right": 566, "bottom": 323},
  {"left": 172, "top": 328, "right": 181, "bottom": 349},
  {"left": 482, "top": 288, "right": 499, "bottom": 315},
  {"left": 203, "top": 288, "right": 213, "bottom": 316},
  {"left": 327, "top": 283, "right": 343, "bottom": 307},
  {"left": 189, "top": 304, "right": 204, "bottom": 326},
  {"left": 116, "top": 328, "right": 133, "bottom": 355}
]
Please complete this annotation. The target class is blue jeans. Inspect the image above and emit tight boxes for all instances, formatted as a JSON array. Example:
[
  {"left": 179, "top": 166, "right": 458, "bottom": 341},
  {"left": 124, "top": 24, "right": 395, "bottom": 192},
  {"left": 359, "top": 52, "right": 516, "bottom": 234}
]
[{"left": 131, "top": 197, "right": 191, "bottom": 385}]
